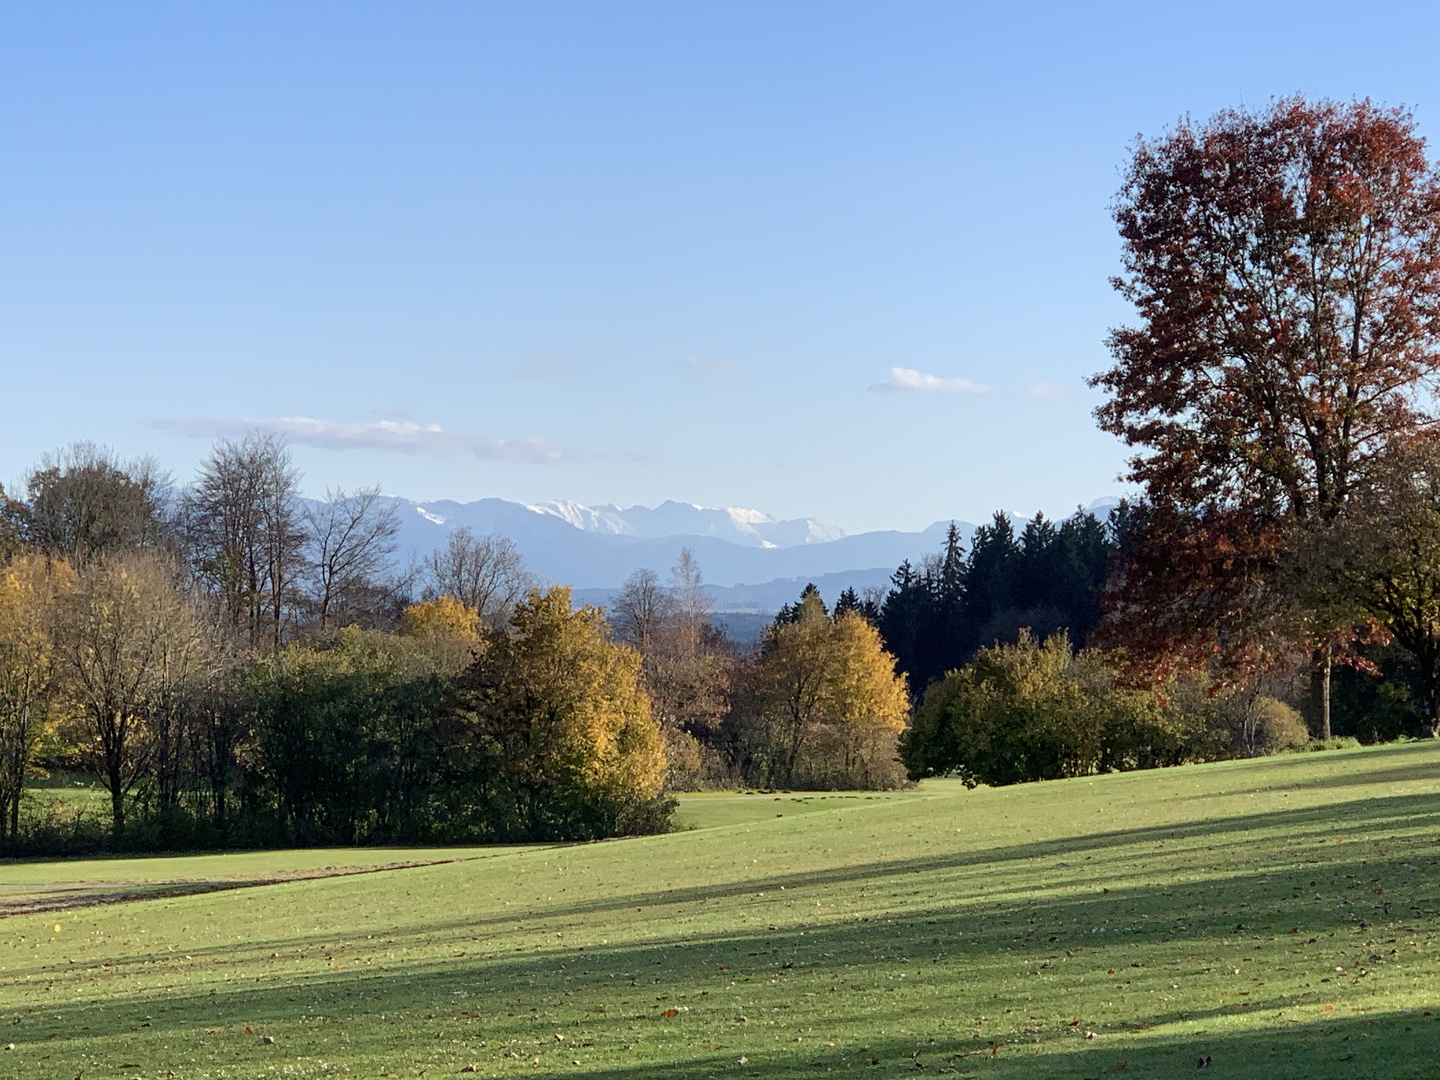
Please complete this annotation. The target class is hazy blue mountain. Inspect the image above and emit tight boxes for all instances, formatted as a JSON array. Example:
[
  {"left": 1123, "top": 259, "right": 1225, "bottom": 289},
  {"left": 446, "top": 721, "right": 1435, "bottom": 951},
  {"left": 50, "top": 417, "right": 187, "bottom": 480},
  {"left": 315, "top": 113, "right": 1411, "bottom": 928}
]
[
  {"left": 377, "top": 496, "right": 963, "bottom": 596},
  {"left": 374, "top": 495, "right": 1119, "bottom": 611}
]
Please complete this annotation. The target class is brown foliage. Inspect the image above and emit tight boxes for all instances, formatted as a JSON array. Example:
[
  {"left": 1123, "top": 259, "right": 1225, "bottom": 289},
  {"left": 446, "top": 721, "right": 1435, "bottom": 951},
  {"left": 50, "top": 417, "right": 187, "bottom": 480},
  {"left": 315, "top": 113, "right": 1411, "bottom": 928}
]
[
  {"left": 1097, "top": 502, "right": 1303, "bottom": 680},
  {"left": 1095, "top": 97, "right": 1440, "bottom": 518},
  {"left": 1091, "top": 98, "right": 1440, "bottom": 677}
]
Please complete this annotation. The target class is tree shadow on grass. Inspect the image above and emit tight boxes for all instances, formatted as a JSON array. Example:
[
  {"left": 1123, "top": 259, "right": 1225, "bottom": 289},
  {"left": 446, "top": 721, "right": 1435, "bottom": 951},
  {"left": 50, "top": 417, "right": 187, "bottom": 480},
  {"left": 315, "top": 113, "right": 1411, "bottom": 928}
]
[
  {"left": 12, "top": 789, "right": 1436, "bottom": 987},
  {"left": 320, "top": 792, "right": 1440, "bottom": 936},
  {"left": 9, "top": 787, "right": 1440, "bottom": 1077},
  {"left": 1276, "top": 758, "right": 1440, "bottom": 792},
  {"left": 14, "top": 977, "right": 1440, "bottom": 1079},
  {"left": 11, "top": 840, "right": 1440, "bottom": 1072},
  {"left": 544, "top": 1009, "right": 1440, "bottom": 1079}
]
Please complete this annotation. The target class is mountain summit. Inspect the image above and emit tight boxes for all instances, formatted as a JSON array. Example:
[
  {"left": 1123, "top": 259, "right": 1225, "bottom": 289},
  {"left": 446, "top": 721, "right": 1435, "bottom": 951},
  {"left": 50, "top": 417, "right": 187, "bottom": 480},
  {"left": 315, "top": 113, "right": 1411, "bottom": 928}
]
[
  {"left": 381, "top": 496, "right": 955, "bottom": 593},
  {"left": 522, "top": 499, "right": 846, "bottom": 548}
]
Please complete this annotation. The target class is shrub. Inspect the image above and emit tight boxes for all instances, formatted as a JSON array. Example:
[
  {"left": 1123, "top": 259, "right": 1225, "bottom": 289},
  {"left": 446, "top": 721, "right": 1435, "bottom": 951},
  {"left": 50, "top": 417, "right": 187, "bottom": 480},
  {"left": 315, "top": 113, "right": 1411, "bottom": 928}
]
[
  {"left": 903, "top": 631, "right": 1108, "bottom": 786},
  {"left": 901, "top": 632, "right": 1312, "bottom": 786},
  {"left": 1250, "top": 697, "right": 1310, "bottom": 755},
  {"left": 1305, "top": 735, "right": 1363, "bottom": 751}
]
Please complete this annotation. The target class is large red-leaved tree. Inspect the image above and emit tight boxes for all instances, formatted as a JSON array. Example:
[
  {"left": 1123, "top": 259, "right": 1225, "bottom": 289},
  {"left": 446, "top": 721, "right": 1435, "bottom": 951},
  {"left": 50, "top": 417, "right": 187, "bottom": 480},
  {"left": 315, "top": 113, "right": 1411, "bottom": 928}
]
[{"left": 1092, "top": 97, "right": 1440, "bottom": 685}]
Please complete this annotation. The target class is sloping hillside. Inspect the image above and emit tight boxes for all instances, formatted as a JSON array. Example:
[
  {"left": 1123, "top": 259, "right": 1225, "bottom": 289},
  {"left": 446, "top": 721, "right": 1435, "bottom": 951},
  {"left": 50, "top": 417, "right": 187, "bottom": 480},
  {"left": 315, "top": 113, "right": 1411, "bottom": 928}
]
[{"left": 3, "top": 744, "right": 1440, "bottom": 1077}]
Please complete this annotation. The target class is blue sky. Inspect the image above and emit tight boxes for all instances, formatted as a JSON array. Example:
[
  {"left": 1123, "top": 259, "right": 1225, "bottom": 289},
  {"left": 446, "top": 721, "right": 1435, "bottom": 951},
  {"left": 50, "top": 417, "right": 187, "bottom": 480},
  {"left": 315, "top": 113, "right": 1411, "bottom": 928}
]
[{"left": 4, "top": 2, "right": 1440, "bottom": 533}]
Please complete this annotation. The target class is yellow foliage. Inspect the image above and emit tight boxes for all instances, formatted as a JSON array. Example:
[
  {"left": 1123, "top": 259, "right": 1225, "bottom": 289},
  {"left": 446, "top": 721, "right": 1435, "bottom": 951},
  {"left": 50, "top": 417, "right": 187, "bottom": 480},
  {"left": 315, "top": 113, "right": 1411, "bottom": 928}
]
[
  {"left": 825, "top": 613, "right": 910, "bottom": 737},
  {"left": 460, "top": 586, "right": 670, "bottom": 835},
  {"left": 397, "top": 596, "right": 484, "bottom": 674},
  {"left": 399, "top": 595, "right": 482, "bottom": 642},
  {"left": 747, "top": 609, "right": 910, "bottom": 788},
  {"left": 503, "top": 587, "right": 667, "bottom": 804}
]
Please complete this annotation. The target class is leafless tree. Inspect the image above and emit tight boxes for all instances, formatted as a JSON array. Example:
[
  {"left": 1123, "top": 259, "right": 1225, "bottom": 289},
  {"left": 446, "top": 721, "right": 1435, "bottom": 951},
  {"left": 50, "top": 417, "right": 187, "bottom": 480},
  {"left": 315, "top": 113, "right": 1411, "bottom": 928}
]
[
  {"left": 669, "top": 547, "right": 712, "bottom": 648},
  {"left": 610, "top": 568, "right": 673, "bottom": 652},
  {"left": 611, "top": 549, "right": 732, "bottom": 788},
  {"left": 186, "top": 433, "right": 303, "bottom": 650},
  {"left": 303, "top": 486, "right": 402, "bottom": 631},
  {"left": 424, "top": 526, "right": 534, "bottom": 628}
]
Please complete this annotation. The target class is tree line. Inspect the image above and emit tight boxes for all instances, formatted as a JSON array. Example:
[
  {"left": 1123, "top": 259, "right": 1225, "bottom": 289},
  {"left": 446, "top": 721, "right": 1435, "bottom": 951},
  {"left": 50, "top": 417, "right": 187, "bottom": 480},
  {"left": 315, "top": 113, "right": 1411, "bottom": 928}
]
[
  {"left": 0, "top": 437, "right": 673, "bottom": 851},
  {"left": 0, "top": 436, "right": 921, "bottom": 853}
]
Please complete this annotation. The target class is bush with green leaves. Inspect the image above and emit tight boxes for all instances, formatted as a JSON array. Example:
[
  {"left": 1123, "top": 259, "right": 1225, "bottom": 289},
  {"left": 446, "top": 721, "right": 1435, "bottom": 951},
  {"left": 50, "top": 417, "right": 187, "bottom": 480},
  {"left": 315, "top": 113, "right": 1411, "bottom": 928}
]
[{"left": 901, "top": 631, "right": 1305, "bottom": 787}]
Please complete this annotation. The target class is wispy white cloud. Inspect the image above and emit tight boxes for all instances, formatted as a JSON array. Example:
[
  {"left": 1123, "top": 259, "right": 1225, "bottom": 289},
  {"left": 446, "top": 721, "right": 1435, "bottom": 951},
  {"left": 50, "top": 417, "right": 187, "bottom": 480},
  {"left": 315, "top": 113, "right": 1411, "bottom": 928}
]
[
  {"left": 514, "top": 355, "right": 581, "bottom": 380},
  {"left": 155, "top": 417, "right": 571, "bottom": 464},
  {"left": 675, "top": 356, "right": 739, "bottom": 379},
  {"left": 1028, "top": 380, "right": 1066, "bottom": 398},
  {"left": 869, "top": 367, "right": 988, "bottom": 395}
]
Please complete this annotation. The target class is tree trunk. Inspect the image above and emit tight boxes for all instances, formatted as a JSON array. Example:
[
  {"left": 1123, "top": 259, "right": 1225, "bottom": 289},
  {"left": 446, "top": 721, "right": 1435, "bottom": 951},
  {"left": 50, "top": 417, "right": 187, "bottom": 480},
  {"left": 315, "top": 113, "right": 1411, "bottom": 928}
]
[
  {"left": 1321, "top": 651, "right": 1332, "bottom": 741},
  {"left": 109, "top": 783, "right": 124, "bottom": 839},
  {"left": 104, "top": 714, "right": 126, "bottom": 840}
]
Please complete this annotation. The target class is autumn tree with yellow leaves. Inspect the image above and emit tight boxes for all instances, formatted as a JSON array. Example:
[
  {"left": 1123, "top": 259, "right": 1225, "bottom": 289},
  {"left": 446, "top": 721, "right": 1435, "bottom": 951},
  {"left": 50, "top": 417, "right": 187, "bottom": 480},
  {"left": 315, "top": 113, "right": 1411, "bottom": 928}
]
[
  {"left": 0, "top": 555, "right": 76, "bottom": 846},
  {"left": 449, "top": 586, "right": 672, "bottom": 840},
  {"left": 730, "top": 586, "right": 910, "bottom": 789},
  {"left": 396, "top": 594, "right": 484, "bottom": 674},
  {"left": 54, "top": 552, "right": 208, "bottom": 837}
]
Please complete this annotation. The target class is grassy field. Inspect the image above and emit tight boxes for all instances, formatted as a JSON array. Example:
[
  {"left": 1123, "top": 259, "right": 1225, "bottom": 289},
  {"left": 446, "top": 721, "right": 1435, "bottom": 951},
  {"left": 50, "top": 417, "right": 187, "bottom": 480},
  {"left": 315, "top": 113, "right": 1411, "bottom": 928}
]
[
  {"left": 3, "top": 744, "right": 1440, "bottom": 1078},
  {"left": 16, "top": 771, "right": 110, "bottom": 826}
]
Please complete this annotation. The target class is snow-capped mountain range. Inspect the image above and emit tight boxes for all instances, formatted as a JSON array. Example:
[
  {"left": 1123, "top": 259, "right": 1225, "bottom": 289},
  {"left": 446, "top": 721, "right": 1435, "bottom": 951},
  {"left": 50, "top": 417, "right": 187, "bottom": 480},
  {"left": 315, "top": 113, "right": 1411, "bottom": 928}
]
[
  {"left": 379, "top": 496, "right": 1120, "bottom": 613},
  {"left": 520, "top": 500, "right": 845, "bottom": 548}
]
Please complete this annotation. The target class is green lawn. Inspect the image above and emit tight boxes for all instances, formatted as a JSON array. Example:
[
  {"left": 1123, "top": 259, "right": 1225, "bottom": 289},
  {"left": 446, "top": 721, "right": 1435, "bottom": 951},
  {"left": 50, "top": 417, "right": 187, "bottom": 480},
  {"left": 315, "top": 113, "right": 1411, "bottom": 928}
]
[
  {"left": 17, "top": 771, "right": 109, "bottom": 821},
  {"left": 0, "top": 847, "right": 521, "bottom": 917},
  {"left": 673, "top": 787, "right": 952, "bottom": 830},
  {"left": 4, "top": 743, "right": 1440, "bottom": 1078}
]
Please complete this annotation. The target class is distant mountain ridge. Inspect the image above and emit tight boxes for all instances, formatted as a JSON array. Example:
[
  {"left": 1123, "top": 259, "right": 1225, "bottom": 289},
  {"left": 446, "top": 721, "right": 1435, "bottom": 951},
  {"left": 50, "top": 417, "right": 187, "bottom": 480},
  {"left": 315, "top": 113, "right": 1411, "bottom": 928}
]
[
  {"left": 378, "top": 495, "right": 1118, "bottom": 611},
  {"left": 523, "top": 499, "right": 845, "bottom": 548}
]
